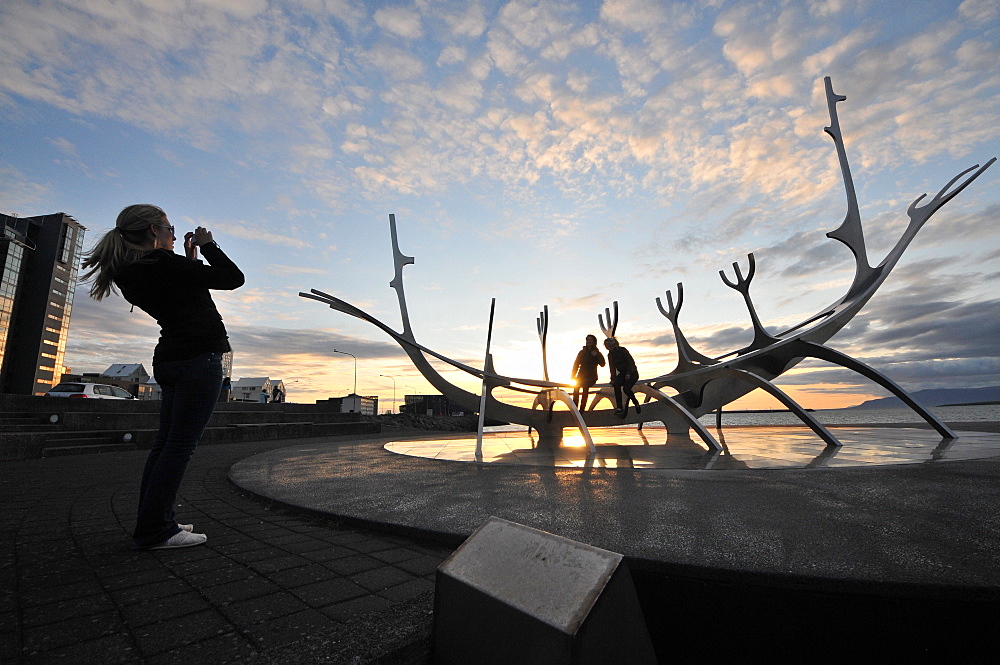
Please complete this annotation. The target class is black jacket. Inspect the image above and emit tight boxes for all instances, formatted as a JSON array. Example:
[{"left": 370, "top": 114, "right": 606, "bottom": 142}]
[{"left": 115, "top": 244, "right": 245, "bottom": 363}]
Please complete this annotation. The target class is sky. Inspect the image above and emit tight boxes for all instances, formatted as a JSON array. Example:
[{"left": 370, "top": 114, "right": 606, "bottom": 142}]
[{"left": 1, "top": 0, "right": 997, "bottom": 411}]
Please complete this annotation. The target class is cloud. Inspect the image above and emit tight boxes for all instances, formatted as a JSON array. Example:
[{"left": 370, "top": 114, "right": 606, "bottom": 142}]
[
  {"left": 437, "top": 45, "right": 466, "bottom": 66},
  {"left": 374, "top": 6, "right": 423, "bottom": 39},
  {"left": 443, "top": 1, "right": 487, "bottom": 38},
  {"left": 0, "top": 167, "right": 50, "bottom": 212},
  {"left": 227, "top": 325, "right": 404, "bottom": 363},
  {"left": 600, "top": 0, "right": 669, "bottom": 32},
  {"left": 205, "top": 220, "right": 311, "bottom": 250},
  {"left": 959, "top": 0, "right": 1000, "bottom": 22},
  {"left": 3, "top": 0, "right": 993, "bottom": 215},
  {"left": 46, "top": 136, "right": 77, "bottom": 157},
  {"left": 367, "top": 44, "right": 426, "bottom": 80},
  {"left": 266, "top": 264, "right": 330, "bottom": 276}
]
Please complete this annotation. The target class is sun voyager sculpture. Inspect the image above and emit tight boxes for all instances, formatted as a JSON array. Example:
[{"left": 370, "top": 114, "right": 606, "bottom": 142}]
[{"left": 302, "top": 77, "right": 994, "bottom": 453}]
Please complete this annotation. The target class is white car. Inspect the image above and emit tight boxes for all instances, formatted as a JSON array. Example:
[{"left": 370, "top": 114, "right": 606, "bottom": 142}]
[{"left": 45, "top": 382, "right": 137, "bottom": 400}]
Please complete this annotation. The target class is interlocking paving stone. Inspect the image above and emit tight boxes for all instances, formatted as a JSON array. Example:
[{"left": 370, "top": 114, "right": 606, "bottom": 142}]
[
  {"left": 32, "top": 631, "right": 138, "bottom": 664},
  {"left": 22, "top": 609, "right": 128, "bottom": 655},
  {"left": 167, "top": 555, "right": 236, "bottom": 576},
  {"left": 370, "top": 547, "right": 422, "bottom": 564},
  {"left": 111, "top": 578, "right": 193, "bottom": 607},
  {"left": 184, "top": 563, "right": 258, "bottom": 588},
  {"left": 20, "top": 579, "right": 105, "bottom": 608},
  {"left": 246, "top": 554, "right": 311, "bottom": 574},
  {"left": 131, "top": 608, "right": 234, "bottom": 657},
  {"left": 17, "top": 568, "right": 96, "bottom": 590},
  {"left": 119, "top": 592, "right": 214, "bottom": 627},
  {"left": 300, "top": 544, "right": 356, "bottom": 562},
  {"left": 0, "top": 606, "right": 15, "bottom": 628},
  {"left": 225, "top": 546, "right": 287, "bottom": 565},
  {"left": 322, "top": 554, "right": 384, "bottom": 576},
  {"left": 21, "top": 594, "right": 117, "bottom": 627},
  {"left": 335, "top": 536, "right": 398, "bottom": 554},
  {"left": 98, "top": 567, "right": 178, "bottom": 591},
  {"left": 349, "top": 566, "right": 417, "bottom": 592},
  {"left": 200, "top": 576, "right": 279, "bottom": 605},
  {"left": 0, "top": 630, "right": 17, "bottom": 664},
  {"left": 219, "top": 591, "right": 309, "bottom": 624},
  {"left": 290, "top": 577, "right": 369, "bottom": 607},
  {"left": 269, "top": 536, "right": 332, "bottom": 553},
  {"left": 266, "top": 562, "right": 341, "bottom": 588}
]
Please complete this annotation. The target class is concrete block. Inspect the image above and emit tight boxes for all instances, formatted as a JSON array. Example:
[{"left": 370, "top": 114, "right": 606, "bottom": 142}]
[{"left": 433, "top": 516, "right": 655, "bottom": 665}]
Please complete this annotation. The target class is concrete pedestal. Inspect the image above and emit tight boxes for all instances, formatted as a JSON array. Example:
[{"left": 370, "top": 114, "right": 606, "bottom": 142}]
[{"left": 432, "top": 517, "right": 655, "bottom": 665}]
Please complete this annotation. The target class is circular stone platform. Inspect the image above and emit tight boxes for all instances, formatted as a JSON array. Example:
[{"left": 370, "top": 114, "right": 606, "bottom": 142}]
[
  {"left": 383, "top": 425, "right": 1000, "bottom": 469},
  {"left": 229, "top": 425, "right": 1000, "bottom": 589},
  {"left": 229, "top": 424, "right": 1000, "bottom": 658}
]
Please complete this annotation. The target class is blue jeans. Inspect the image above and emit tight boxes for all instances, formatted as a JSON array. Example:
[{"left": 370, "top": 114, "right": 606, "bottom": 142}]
[{"left": 133, "top": 352, "right": 223, "bottom": 549}]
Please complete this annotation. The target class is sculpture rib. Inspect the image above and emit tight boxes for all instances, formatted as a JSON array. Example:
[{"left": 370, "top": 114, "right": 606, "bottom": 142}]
[{"left": 300, "top": 77, "right": 993, "bottom": 449}]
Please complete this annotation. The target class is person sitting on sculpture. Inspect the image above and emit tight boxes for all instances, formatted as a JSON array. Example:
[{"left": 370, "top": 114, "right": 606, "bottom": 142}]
[
  {"left": 571, "top": 334, "right": 606, "bottom": 411},
  {"left": 604, "top": 337, "right": 641, "bottom": 418}
]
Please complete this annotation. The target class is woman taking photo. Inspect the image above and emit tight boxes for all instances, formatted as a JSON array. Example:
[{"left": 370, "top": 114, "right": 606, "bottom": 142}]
[{"left": 82, "top": 204, "right": 244, "bottom": 549}]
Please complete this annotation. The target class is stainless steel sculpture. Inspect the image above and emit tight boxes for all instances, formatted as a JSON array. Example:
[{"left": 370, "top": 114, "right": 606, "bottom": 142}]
[{"left": 302, "top": 78, "right": 994, "bottom": 450}]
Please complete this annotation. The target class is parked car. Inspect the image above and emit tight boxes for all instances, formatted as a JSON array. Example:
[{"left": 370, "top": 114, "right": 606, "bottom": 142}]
[{"left": 44, "top": 382, "right": 137, "bottom": 400}]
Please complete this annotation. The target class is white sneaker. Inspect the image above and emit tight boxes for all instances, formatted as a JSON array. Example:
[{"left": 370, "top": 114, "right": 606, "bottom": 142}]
[
  {"left": 150, "top": 530, "right": 207, "bottom": 549},
  {"left": 178, "top": 523, "right": 194, "bottom": 532}
]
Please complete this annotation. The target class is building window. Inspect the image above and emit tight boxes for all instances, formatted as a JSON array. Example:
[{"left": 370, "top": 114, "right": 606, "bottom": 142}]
[{"left": 58, "top": 223, "right": 74, "bottom": 264}]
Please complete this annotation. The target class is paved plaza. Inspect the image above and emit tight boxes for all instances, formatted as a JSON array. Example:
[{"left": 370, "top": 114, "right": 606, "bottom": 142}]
[
  {"left": 3, "top": 423, "right": 999, "bottom": 662},
  {"left": 1, "top": 433, "right": 451, "bottom": 664}
]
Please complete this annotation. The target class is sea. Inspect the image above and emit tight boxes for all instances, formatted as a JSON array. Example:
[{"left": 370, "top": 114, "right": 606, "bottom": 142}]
[{"left": 483, "top": 404, "right": 999, "bottom": 432}]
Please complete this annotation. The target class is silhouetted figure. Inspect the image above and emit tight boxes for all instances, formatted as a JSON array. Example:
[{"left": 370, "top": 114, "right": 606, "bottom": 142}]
[
  {"left": 81, "top": 204, "right": 244, "bottom": 550},
  {"left": 604, "top": 337, "right": 641, "bottom": 418},
  {"left": 272, "top": 386, "right": 281, "bottom": 403},
  {"left": 219, "top": 377, "right": 231, "bottom": 403},
  {"left": 571, "top": 334, "right": 605, "bottom": 411}
]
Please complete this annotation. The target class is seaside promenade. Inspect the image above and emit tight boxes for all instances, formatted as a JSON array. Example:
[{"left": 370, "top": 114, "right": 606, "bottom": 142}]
[{"left": 3, "top": 421, "right": 999, "bottom": 663}]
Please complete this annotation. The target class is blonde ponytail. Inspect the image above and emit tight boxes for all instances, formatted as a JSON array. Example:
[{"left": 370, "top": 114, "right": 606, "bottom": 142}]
[{"left": 80, "top": 204, "right": 165, "bottom": 300}]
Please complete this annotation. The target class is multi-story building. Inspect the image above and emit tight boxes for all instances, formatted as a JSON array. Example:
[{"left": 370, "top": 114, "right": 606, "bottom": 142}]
[
  {"left": 0, "top": 213, "right": 85, "bottom": 395},
  {"left": 230, "top": 377, "right": 286, "bottom": 403},
  {"left": 318, "top": 393, "right": 378, "bottom": 415},
  {"left": 401, "top": 394, "right": 467, "bottom": 416}
]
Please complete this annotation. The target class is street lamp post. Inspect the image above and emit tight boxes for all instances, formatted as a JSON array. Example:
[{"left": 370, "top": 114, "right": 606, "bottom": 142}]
[
  {"left": 379, "top": 374, "right": 396, "bottom": 414},
  {"left": 332, "top": 349, "right": 357, "bottom": 395}
]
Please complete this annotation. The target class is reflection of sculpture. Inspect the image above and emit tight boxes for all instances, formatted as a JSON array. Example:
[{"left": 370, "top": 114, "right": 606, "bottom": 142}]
[{"left": 302, "top": 78, "right": 994, "bottom": 451}]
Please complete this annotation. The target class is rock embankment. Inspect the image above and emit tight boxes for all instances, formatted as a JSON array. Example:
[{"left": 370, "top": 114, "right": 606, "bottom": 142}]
[{"left": 364, "top": 413, "right": 506, "bottom": 432}]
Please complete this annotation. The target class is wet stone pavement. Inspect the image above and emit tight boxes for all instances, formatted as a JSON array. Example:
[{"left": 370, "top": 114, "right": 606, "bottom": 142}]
[{"left": 0, "top": 434, "right": 452, "bottom": 664}]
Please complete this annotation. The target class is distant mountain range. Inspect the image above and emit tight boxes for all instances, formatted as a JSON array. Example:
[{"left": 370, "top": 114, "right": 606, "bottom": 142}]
[{"left": 847, "top": 386, "right": 1000, "bottom": 409}]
